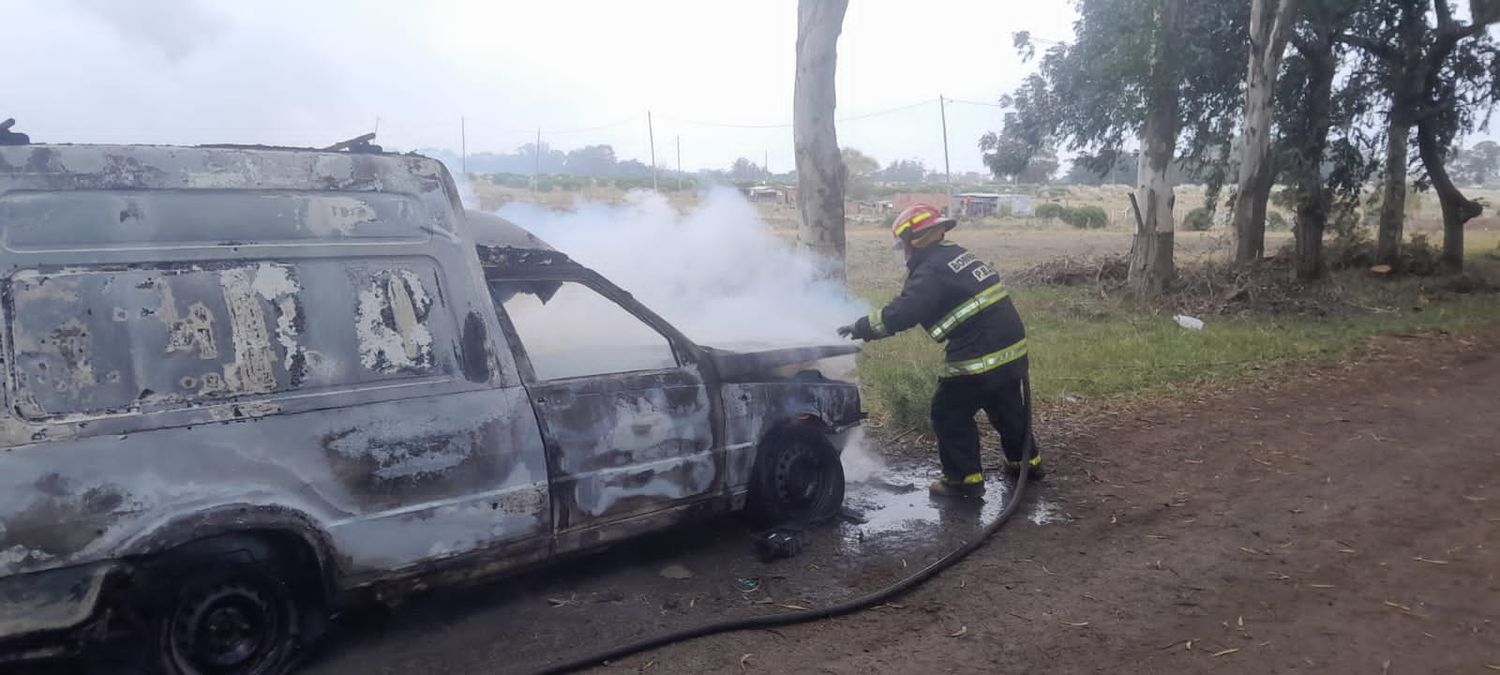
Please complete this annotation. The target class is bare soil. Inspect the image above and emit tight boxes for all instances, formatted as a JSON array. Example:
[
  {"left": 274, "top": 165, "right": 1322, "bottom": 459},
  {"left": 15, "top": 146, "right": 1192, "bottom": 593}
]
[
  {"left": 624, "top": 329, "right": 1500, "bottom": 674},
  {"left": 289, "top": 328, "right": 1500, "bottom": 675}
]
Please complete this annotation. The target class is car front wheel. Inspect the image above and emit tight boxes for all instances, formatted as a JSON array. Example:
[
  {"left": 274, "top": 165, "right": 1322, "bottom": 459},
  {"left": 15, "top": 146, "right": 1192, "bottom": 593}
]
[{"left": 747, "top": 426, "right": 846, "bottom": 528}]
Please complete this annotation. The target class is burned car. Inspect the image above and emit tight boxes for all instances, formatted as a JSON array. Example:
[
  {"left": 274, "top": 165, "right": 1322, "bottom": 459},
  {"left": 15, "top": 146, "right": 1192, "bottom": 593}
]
[{"left": 0, "top": 142, "right": 861, "bottom": 673}]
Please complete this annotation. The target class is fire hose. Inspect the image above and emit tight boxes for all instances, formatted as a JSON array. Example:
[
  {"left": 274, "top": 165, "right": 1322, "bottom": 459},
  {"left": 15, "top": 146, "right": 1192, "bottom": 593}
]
[{"left": 532, "top": 378, "right": 1038, "bottom": 675}]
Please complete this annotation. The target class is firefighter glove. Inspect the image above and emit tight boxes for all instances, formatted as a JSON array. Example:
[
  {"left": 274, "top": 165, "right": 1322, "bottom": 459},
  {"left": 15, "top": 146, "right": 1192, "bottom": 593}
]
[{"left": 838, "top": 316, "right": 879, "bottom": 342}]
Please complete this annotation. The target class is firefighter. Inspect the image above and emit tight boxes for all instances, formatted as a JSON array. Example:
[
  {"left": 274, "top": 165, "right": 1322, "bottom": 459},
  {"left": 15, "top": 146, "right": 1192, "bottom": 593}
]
[{"left": 838, "top": 204, "right": 1040, "bottom": 498}]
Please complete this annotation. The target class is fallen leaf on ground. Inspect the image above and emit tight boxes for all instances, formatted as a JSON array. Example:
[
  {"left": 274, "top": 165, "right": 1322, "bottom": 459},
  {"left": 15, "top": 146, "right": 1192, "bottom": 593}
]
[
  {"left": 1483, "top": 665, "right": 1500, "bottom": 671},
  {"left": 1061, "top": 620, "right": 1090, "bottom": 627},
  {"left": 949, "top": 626, "right": 968, "bottom": 638},
  {"left": 1383, "top": 601, "right": 1413, "bottom": 612},
  {"left": 1339, "top": 548, "right": 1357, "bottom": 554},
  {"left": 774, "top": 603, "right": 809, "bottom": 611},
  {"left": 1413, "top": 556, "right": 1449, "bottom": 565},
  {"left": 1212, "top": 648, "right": 1240, "bottom": 657},
  {"left": 1308, "top": 584, "right": 1336, "bottom": 589},
  {"left": 739, "top": 654, "right": 752, "bottom": 670}
]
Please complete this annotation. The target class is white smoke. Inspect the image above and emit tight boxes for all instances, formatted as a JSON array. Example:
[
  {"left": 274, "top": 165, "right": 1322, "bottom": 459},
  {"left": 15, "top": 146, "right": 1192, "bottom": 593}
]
[
  {"left": 839, "top": 427, "right": 886, "bottom": 483},
  {"left": 490, "top": 188, "right": 868, "bottom": 349}
]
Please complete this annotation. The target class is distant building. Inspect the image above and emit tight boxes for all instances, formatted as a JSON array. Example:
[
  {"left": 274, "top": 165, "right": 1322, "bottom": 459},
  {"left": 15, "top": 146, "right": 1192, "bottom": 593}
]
[
  {"left": 743, "top": 185, "right": 796, "bottom": 205},
  {"left": 954, "top": 193, "right": 1034, "bottom": 218},
  {"left": 892, "top": 192, "right": 952, "bottom": 214}
]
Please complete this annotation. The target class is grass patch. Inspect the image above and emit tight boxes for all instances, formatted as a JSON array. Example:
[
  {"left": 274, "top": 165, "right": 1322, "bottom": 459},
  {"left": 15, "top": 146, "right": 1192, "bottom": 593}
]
[{"left": 856, "top": 276, "right": 1500, "bottom": 431}]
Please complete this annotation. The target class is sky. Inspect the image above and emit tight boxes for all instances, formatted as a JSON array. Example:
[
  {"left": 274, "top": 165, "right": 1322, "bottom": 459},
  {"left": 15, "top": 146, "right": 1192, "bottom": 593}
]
[{"left": 1, "top": 0, "right": 1077, "bottom": 175}]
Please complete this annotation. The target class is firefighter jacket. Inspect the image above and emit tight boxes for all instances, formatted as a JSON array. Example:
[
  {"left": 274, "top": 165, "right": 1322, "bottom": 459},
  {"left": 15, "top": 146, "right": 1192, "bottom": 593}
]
[{"left": 851, "top": 242, "right": 1027, "bottom": 378}]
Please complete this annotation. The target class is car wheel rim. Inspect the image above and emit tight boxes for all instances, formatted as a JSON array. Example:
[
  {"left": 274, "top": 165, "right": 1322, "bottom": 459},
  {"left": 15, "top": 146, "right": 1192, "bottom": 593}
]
[
  {"left": 169, "top": 581, "right": 279, "bottom": 673},
  {"left": 774, "top": 443, "right": 827, "bottom": 510}
]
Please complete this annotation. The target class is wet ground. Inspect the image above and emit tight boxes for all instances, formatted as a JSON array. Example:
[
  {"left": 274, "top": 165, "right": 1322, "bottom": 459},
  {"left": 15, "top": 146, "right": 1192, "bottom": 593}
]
[{"left": 301, "top": 456, "right": 1048, "bottom": 675}]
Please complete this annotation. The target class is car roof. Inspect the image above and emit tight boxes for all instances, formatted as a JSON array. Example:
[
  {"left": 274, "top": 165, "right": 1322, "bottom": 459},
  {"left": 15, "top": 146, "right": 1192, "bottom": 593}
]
[{"left": 465, "top": 210, "right": 557, "bottom": 252}]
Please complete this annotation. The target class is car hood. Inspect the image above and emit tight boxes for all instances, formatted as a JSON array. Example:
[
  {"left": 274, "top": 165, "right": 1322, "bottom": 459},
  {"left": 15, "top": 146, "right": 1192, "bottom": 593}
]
[{"left": 702, "top": 344, "right": 859, "bottom": 381}]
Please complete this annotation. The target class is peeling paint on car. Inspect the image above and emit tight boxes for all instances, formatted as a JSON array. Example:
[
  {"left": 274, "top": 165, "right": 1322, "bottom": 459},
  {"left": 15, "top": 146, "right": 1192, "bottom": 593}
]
[
  {"left": 0, "top": 143, "right": 860, "bottom": 656},
  {"left": 218, "top": 267, "right": 280, "bottom": 395},
  {"left": 355, "top": 270, "right": 435, "bottom": 373}
]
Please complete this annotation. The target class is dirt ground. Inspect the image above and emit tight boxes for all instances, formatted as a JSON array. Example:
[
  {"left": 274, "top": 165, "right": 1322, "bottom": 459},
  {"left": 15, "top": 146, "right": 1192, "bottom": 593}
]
[
  {"left": 289, "top": 328, "right": 1500, "bottom": 675},
  {"left": 617, "top": 329, "right": 1500, "bottom": 674}
]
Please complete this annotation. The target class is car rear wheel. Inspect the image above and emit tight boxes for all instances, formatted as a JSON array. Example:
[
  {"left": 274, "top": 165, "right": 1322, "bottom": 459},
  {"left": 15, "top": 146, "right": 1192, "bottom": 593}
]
[
  {"left": 144, "top": 544, "right": 303, "bottom": 675},
  {"left": 747, "top": 428, "right": 845, "bottom": 528}
]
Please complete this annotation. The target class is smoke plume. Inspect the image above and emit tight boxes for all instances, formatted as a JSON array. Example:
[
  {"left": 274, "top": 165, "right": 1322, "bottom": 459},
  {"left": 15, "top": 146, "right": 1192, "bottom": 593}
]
[{"left": 490, "top": 188, "right": 868, "bottom": 349}]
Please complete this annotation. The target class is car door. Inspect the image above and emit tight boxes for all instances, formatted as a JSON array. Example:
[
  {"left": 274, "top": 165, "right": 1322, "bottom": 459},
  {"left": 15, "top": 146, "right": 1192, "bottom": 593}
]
[{"left": 486, "top": 277, "right": 721, "bottom": 535}]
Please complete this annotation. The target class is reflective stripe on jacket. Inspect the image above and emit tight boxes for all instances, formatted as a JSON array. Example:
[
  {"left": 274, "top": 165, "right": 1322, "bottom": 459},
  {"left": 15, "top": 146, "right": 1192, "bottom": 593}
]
[{"left": 864, "top": 242, "right": 1028, "bottom": 377}]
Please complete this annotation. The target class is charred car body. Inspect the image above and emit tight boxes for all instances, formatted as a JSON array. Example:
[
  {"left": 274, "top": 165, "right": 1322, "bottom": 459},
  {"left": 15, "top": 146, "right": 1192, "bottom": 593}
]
[{"left": 0, "top": 142, "right": 861, "bottom": 673}]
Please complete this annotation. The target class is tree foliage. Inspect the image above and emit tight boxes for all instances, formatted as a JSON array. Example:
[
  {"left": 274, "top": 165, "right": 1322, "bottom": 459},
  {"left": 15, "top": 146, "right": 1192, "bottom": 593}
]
[
  {"left": 1008, "top": 0, "right": 1247, "bottom": 190},
  {"left": 729, "top": 157, "right": 771, "bottom": 183},
  {"left": 1453, "top": 140, "right": 1500, "bottom": 185},
  {"left": 840, "top": 147, "right": 880, "bottom": 179},
  {"left": 876, "top": 159, "right": 928, "bottom": 183},
  {"left": 1342, "top": 0, "right": 1500, "bottom": 269},
  {"left": 979, "top": 112, "right": 1059, "bottom": 183}
]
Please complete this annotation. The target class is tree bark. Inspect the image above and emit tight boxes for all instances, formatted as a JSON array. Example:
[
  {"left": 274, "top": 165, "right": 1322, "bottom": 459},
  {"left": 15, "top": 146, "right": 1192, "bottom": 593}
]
[
  {"left": 793, "top": 0, "right": 850, "bottom": 281},
  {"left": 1416, "top": 116, "right": 1483, "bottom": 271},
  {"left": 1232, "top": 0, "right": 1301, "bottom": 264},
  {"left": 1376, "top": 115, "right": 1410, "bottom": 268},
  {"left": 1291, "top": 34, "right": 1337, "bottom": 281},
  {"left": 1128, "top": 0, "right": 1182, "bottom": 296}
]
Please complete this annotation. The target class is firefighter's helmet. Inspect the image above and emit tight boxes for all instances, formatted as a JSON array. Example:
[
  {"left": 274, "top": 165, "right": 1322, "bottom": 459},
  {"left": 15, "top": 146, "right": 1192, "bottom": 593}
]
[{"left": 891, "top": 204, "right": 956, "bottom": 245}]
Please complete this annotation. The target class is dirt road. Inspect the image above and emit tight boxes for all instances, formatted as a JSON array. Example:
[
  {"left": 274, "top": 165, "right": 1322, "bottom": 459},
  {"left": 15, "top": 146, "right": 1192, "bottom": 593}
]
[{"left": 625, "top": 331, "right": 1500, "bottom": 674}]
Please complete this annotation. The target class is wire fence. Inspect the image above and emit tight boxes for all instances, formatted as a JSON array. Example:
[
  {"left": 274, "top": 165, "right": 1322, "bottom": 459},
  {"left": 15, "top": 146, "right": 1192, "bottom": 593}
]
[{"left": 370, "top": 94, "right": 1013, "bottom": 180}]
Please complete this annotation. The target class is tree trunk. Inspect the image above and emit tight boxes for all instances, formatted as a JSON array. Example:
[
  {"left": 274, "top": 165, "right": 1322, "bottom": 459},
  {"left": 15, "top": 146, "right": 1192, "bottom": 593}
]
[
  {"left": 793, "top": 0, "right": 850, "bottom": 281},
  {"left": 1128, "top": 0, "right": 1182, "bottom": 296},
  {"left": 1232, "top": 0, "right": 1301, "bottom": 264},
  {"left": 1416, "top": 117, "right": 1483, "bottom": 272},
  {"left": 1291, "top": 36, "right": 1337, "bottom": 282},
  {"left": 1376, "top": 115, "right": 1410, "bottom": 268}
]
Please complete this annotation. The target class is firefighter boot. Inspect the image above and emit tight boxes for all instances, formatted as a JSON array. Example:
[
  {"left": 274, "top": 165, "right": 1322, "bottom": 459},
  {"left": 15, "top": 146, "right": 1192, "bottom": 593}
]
[
  {"left": 929, "top": 472, "right": 986, "bottom": 499},
  {"left": 1002, "top": 453, "right": 1045, "bottom": 479}
]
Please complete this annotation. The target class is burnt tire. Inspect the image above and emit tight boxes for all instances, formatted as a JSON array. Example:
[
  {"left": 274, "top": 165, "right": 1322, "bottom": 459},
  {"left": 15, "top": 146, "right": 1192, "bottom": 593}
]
[
  {"left": 143, "top": 546, "right": 303, "bottom": 675},
  {"left": 746, "top": 428, "right": 845, "bottom": 528}
]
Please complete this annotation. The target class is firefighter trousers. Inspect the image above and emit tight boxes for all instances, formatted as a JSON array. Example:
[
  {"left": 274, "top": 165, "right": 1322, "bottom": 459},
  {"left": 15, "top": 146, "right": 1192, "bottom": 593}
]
[{"left": 929, "top": 361, "right": 1036, "bottom": 481}]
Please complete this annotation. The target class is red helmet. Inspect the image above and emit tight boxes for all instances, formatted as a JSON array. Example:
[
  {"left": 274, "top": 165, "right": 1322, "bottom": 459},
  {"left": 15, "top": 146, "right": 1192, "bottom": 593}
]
[{"left": 891, "top": 203, "right": 956, "bottom": 243}]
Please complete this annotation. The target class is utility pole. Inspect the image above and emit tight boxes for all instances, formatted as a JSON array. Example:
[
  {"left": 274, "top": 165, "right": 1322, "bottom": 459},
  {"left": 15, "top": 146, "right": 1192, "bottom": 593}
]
[
  {"left": 676, "top": 135, "right": 683, "bottom": 192},
  {"left": 764, "top": 149, "right": 770, "bottom": 180},
  {"left": 532, "top": 127, "right": 541, "bottom": 197},
  {"left": 939, "top": 95, "right": 953, "bottom": 211},
  {"left": 460, "top": 116, "right": 467, "bottom": 176},
  {"left": 648, "top": 111, "right": 659, "bottom": 192}
]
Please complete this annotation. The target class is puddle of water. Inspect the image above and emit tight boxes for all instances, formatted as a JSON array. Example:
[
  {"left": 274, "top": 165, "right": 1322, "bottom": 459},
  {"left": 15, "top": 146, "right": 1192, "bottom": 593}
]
[
  {"left": 837, "top": 459, "right": 1012, "bottom": 554},
  {"left": 1029, "top": 499, "right": 1062, "bottom": 525}
]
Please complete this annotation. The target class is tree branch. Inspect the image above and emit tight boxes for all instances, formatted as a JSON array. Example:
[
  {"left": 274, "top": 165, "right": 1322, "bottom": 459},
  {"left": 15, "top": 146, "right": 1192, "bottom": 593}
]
[
  {"left": 1435, "top": 0, "right": 1457, "bottom": 32},
  {"left": 1262, "top": 0, "right": 1303, "bottom": 72},
  {"left": 1290, "top": 32, "right": 1314, "bottom": 57},
  {"left": 1336, "top": 33, "right": 1399, "bottom": 62}
]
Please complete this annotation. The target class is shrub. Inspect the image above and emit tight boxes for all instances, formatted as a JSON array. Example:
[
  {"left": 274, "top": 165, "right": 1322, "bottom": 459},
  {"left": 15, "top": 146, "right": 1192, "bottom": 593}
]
[
  {"left": 1062, "top": 205, "right": 1108, "bottom": 229},
  {"left": 1404, "top": 233, "right": 1442, "bottom": 275},
  {"left": 1035, "top": 202, "right": 1066, "bottom": 220},
  {"left": 1183, "top": 207, "right": 1213, "bottom": 231},
  {"left": 1266, "top": 211, "right": 1288, "bottom": 231}
]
